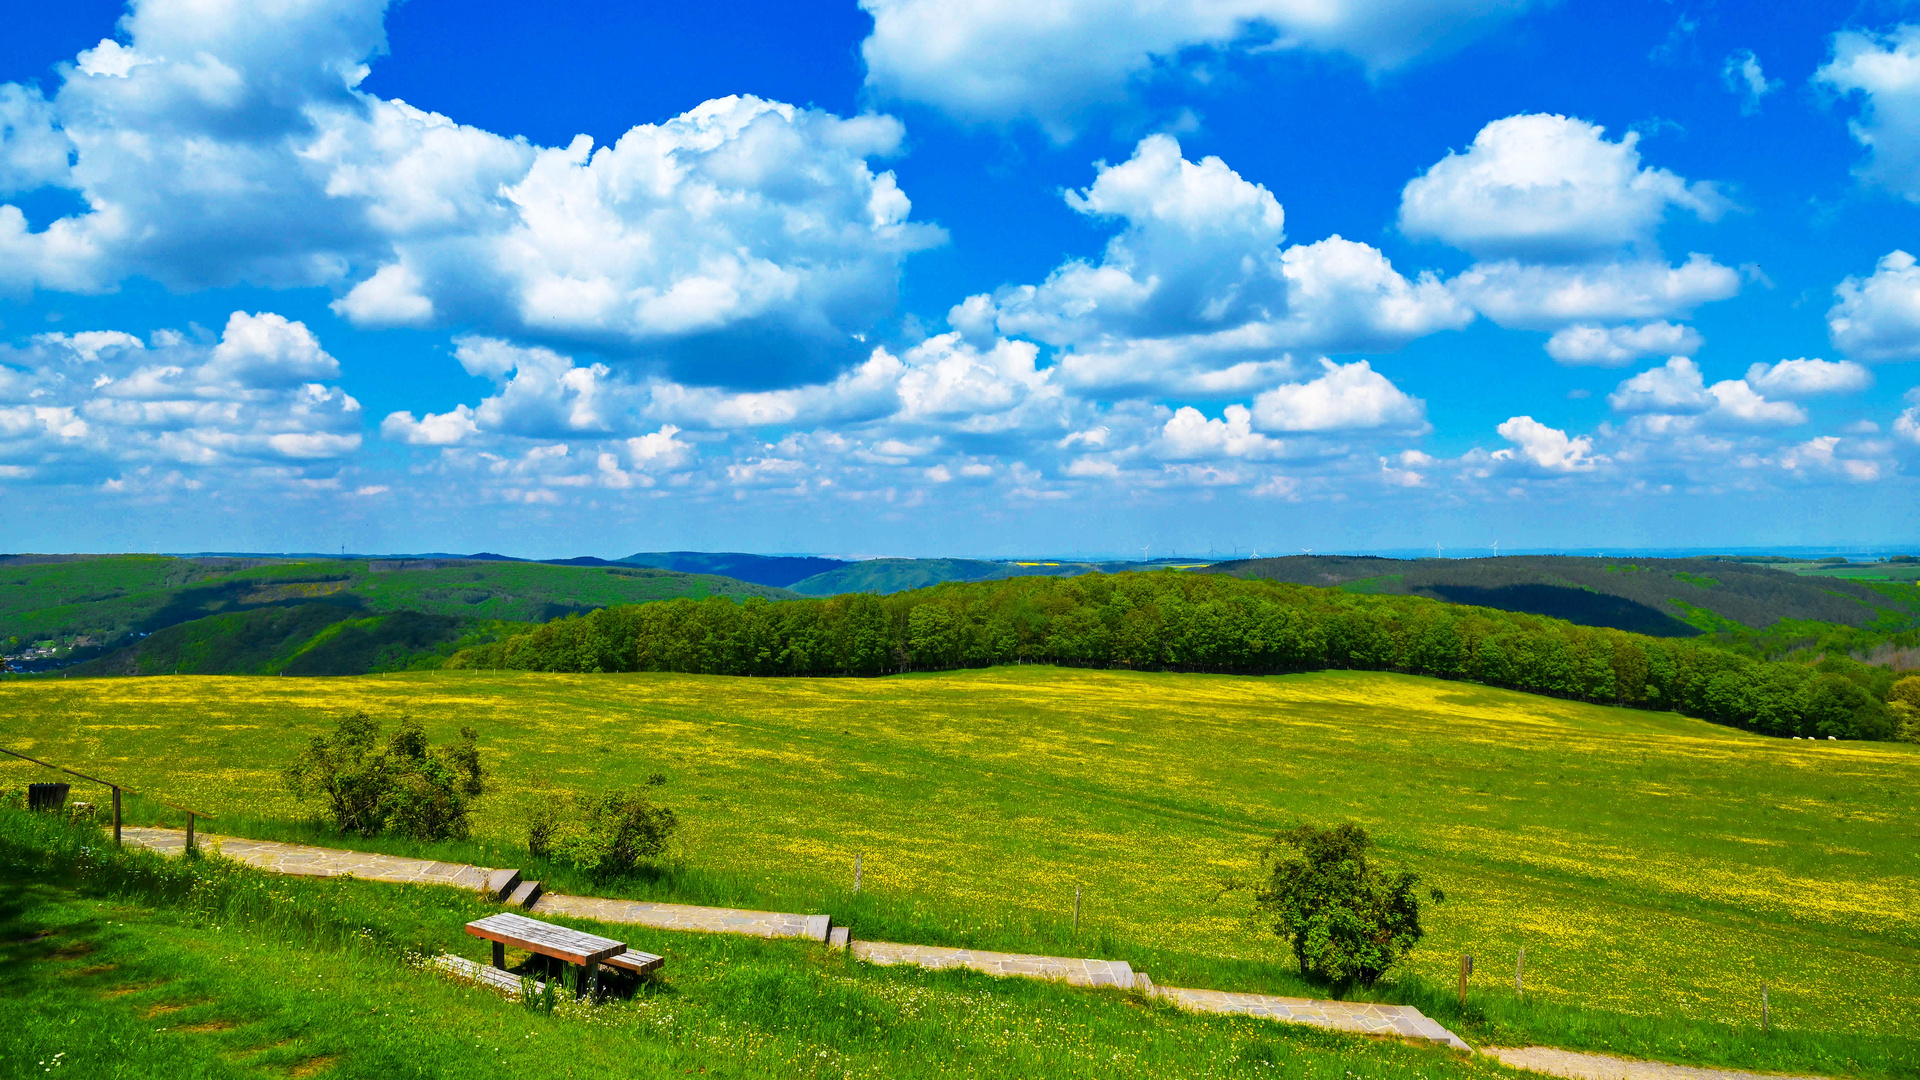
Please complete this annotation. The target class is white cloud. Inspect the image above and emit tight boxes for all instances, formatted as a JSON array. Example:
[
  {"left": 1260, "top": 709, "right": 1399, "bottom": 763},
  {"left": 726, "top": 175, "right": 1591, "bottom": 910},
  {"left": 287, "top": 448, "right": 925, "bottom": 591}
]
[
  {"left": 202, "top": 312, "right": 341, "bottom": 387},
  {"left": 1829, "top": 250, "right": 1920, "bottom": 360},
  {"left": 0, "top": 0, "right": 940, "bottom": 387},
  {"left": 858, "top": 0, "right": 1550, "bottom": 136},
  {"left": 0, "top": 85, "right": 72, "bottom": 195},
  {"left": 1743, "top": 358, "right": 1872, "bottom": 398},
  {"left": 1250, "top": 359, "right": 1426, "bottom": 432},
  {"left": 1492, "top": 415, "right": 1600, "bottom": 472},
  {"left": 1609, "top": 357, "right": 1806, "bottom": 429},
  {"left": 0, "top": 311, "right": 361, "bottom": 484},
  {"left": 1159, "top": 404, "right": 1287, "bottom": 459},
  {"left": 1608, "top": 357, "right": 1713, "bottom": 413},
  {"left": 1895, "top": 388, "right": 1920, "bottom": 444},
  {"left": 1544, "top": 321, "right": 1701, "bottom": 366},
  {"left": 1816, "top": 25, "right": 1920, "bottom": 202},
  {"left": 1399, "top": 114, "right": 1727, "bottom": 260},
  {"left": 1775, "top": 436, "right": 1882, "bottom": 482},
  {"left": 1452, "top": 254, "right": 1740, "bottom": 330},
  {"left": 982, "top": 135, "right": 1468, "bottom": 394},
  {"left": 1722, "top": 50, "right": 1780, "bottom": 115}
]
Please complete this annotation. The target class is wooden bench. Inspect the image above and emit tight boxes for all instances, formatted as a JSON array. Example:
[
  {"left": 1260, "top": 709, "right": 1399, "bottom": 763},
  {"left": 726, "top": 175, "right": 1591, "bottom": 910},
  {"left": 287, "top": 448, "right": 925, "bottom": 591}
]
[{"left": 464, "top": 911, "right": 663, "bottom": 988}]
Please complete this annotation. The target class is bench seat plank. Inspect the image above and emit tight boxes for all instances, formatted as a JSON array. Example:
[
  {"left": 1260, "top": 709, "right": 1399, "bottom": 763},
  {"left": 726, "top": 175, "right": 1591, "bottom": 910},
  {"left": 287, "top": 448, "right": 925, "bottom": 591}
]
[
  {"left": 435, "top": 953, "right": 544, "bottom": 996},
  {"left": 602, "top": 949, "right": 664, "bottom": 975},
  {"left": 465, "top": 912, "right": 626, "bottom": 965}
]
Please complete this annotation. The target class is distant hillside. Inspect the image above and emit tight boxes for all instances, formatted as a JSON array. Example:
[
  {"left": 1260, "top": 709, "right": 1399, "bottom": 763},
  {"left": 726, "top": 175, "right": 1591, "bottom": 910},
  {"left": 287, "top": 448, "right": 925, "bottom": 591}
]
[
  {"left": 66, "top": 605, "right": 501, "bottom": 677},
  {"left": 0, "top": 554, "right": 793, "bottom": 672},
  {"left": 620, "top": 551, "right": 851, "bottom": 588},
  {"left": 784, "top": 557, "right": 1171, "bottom": 596},
  {"left": 1198, "top": 554, "right": 1918, "bottom": 637}
]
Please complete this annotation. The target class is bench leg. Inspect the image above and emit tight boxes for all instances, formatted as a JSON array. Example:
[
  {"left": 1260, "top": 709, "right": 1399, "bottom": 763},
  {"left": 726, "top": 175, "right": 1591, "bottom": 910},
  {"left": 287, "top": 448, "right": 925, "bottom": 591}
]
[
  {"left": 583, "top": 961, "right": 599, "bottom": 1001},
  {"left": 492, "top": 941, "right": 505, "bottom": 970}
]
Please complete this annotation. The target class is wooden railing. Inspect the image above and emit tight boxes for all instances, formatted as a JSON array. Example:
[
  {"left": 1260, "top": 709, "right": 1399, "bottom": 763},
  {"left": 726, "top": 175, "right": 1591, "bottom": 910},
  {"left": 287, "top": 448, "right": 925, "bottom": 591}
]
[{"left": 0, "top": 746, "right": 217, "bottom": 850}]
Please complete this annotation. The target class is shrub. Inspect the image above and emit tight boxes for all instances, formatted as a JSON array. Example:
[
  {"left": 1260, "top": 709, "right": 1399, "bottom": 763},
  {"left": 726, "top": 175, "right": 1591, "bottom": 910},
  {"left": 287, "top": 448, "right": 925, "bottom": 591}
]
[
  {"left": 1890, "top": 676, "right": 1920, "bottom": 742},
  {"left": 284, "top": 713, "right": 485, "bottom": 839},
  {"left": 527, "top": 786, "right": 677, "bottom": 880},
  {"left": 1247, "top": 823, "right": 1426, "bottom": 989}
]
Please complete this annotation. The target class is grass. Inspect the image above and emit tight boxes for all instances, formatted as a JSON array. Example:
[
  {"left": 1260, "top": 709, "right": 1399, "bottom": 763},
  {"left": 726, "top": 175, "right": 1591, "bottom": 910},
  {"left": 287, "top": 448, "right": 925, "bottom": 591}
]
[
  {"left": 0, "top": 667, "right": 1915, "bottom": 1077},
  {"left": 0, "top": 809, "right": 1521, "bottom": 1080}
]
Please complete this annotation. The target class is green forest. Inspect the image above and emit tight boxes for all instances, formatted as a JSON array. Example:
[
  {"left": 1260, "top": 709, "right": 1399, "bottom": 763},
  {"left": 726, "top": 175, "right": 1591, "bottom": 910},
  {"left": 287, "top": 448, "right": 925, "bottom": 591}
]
[{"left": 450, "top": 571, "right": 1915, "bottom": 742}]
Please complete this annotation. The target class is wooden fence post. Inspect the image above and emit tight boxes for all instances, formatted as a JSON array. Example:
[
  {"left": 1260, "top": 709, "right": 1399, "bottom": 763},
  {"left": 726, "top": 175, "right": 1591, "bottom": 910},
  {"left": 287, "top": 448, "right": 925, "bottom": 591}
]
[
  {"left": 184, "top": 813, "right": 195, "bottom": 854},
  {"left": 1459, "top": 954, "right": 1472, "bottom": 1008},
  {"left": 1762, "top": 985, "right": 1770, "bottom": 1031},
  {"left": 111, "top": 786, "right": 121, "bottom": 847},
  {"left": 1516, "top": 946, "right": 1525, "bottom": 998},
  {"left": 853, "top": 853, "right": 862, "bottom": 893},
  {"left": 1074, "top": 886, "right": 1081, "bottom": 935}
]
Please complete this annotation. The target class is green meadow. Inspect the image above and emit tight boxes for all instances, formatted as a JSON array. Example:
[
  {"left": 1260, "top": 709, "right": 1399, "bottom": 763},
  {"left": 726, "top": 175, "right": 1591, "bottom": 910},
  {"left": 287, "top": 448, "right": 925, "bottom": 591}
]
[{"left": 1, "top": 667, "right": 1915, "bottom": 1077}]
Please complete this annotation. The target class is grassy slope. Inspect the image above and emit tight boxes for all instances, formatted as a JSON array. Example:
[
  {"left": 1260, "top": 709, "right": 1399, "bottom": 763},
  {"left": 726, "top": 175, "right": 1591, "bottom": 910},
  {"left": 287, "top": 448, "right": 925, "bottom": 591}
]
[
  {"left": 1204, "top": 555, "right": 1920, "bottom": 638},
  {"left": 0, "top": 667, "right": 1912, "bottom": 1074},
  {"left": 1, "top": 821, "right": 1508, "bottom": 1080},
  {"left": 0, "top": 556, "right": 794, "bottom": 666}
]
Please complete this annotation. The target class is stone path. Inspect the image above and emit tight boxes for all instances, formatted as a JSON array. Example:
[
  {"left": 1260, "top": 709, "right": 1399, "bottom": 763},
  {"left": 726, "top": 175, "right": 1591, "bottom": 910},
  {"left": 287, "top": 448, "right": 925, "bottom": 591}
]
[
  {"left": 852, "top": 941, "right": 1140, "bottom": 990},
  {"left": 1160, "top": 985, "right": 1471, "bottom": 1050},
  {"left": 535, "top": 894, "right": 828, "bottom": 941},
  {"left": 1486, "top": 1047, "right": 1827, "bottom": 1080},
  {"left": 122, "top": 827, "right": 1468, "bottom": 1051},
  {"left": 121, "top": 827, "right": 492, "bottom": 890}
]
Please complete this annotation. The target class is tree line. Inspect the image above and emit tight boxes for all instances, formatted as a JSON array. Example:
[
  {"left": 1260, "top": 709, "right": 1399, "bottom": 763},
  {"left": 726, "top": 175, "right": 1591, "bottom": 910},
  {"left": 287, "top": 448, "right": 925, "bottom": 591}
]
[{"left": 448, "top": 572, "right": 1909, "bottom": 741}]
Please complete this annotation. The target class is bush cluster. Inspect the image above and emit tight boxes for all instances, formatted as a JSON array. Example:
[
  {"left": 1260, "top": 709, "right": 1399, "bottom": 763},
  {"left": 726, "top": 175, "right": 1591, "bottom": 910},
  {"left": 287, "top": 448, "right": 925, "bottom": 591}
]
[
  {"left": 526, "top": 783, "right": 677, "bottom": 880},
  {"left": 284, "top": 712, "right": 486, "bottom": 839},
  {"left": 1246, "top": 823, "right": 1426, "bottom": 989},
  {"left": 450, "top": 573, "right": 1910, "bottom": 740}
]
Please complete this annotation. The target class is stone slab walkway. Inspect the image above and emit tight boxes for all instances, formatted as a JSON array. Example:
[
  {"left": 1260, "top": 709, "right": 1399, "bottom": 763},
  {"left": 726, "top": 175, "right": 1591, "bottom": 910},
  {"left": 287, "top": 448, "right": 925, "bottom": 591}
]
[
  {"left": 852, "top": 941, "right": 1139, "bottom": 989},
  {"left": 535, "top": 893, "right": 827, "bottom": 941},
  {"left": 1161, "top": 985, "right": 1470, "bottom": 1050},
  {"left": 121, "top": 827, "right": 492, "bottom": 890},
  {"left": 122, "top": 827, "right": 1468, "bottom": 1051},
  {"left": 1486, "top": 1047, "right": 1826, "bottom": 1080}
]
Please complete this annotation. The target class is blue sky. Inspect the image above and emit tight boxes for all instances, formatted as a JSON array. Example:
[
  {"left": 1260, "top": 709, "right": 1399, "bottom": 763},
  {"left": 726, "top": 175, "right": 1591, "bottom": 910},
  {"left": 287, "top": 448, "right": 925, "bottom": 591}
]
[{"left": 2, "top": 0, "right": 1919, "bottom": 558}]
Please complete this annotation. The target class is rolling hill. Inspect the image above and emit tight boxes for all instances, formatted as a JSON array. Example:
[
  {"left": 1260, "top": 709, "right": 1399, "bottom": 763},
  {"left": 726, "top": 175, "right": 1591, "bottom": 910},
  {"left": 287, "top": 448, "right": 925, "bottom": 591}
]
[
  {"left": 0, "top": 554, "right": 794, "bottom": 673},
  {"left": 1199, "top": 554, "right": 1920, "bottom": 637},
  {"left": 618, "top": 550, "right": 852, "bottom": 587},
  {"left": 785, "top": 556, "right": 1197, "bottom": 595}
]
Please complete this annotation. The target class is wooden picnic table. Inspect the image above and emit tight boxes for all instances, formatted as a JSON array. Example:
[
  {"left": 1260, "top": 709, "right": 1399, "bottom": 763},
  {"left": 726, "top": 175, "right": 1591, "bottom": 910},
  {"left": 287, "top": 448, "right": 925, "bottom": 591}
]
[{"left": 464, "top": 912, "right": 663, "bottom": 991}]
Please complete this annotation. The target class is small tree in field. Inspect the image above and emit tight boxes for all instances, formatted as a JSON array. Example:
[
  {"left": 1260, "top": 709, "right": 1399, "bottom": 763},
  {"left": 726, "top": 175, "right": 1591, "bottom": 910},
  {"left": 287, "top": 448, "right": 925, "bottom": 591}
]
[
  {"left": 285, "top": 713, "right": 485, "bottom": 839},
  {"left": 1248, "top": 823, "right": 1427, "bottom": 989},
  {"left": 527, "top": 786, "right": 677, "bottom": 880}
]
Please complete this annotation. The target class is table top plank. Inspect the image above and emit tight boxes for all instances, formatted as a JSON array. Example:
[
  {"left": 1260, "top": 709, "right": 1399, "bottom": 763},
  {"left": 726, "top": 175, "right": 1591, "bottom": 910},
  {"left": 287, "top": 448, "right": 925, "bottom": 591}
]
[{"left": 465, "top": 911, "right": 626, "bottom": 965}]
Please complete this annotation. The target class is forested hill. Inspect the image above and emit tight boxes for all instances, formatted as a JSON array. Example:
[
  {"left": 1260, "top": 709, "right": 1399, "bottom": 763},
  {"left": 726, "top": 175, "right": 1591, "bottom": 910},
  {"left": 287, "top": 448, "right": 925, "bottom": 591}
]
[
  {"left": 1198, "top": 554, "right": 1914, "bottom": 637},
  {"left": 449, "top": 571, "right": 1916, "bottom": 742},
  {"left": 1, "top": 555, "right": 792, "bottom": 673}
]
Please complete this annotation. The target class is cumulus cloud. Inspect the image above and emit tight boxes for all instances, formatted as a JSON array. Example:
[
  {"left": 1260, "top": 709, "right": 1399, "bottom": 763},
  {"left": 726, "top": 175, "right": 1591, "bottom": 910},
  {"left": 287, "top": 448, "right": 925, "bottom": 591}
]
[
  {"left": 1544, "top": 321, "right": 1702, "bottom": 365},
  {"left": 1816, "top": 25, "right": 1920, "bottom": 202},
  {"left": 1775, "top": 436, "right": 1882, "bottom": 482},
  {"left": 1895, "top": 388, "right": 1920, "bottom": 444},
  {"left": 1491, "top": 416, "right": 1600, "bottom": 472},
  {"left": 0, "top": 313, "right": 361, "bottom": 485},
  {"left": 1743, "top": 358, "right": 1871, "bottom": 398},
  {"left": 1159, "top": 404, "right": 1287, "bottom": 459},
  {"left": 1250, "top": 359, "right": 1426, "bottom": 432},
  {"left": 1829, "top": 250, "right": 1920, "bottom": 360},
  {"left": 1608, "top": 357, "right": 1806, "bottom": 428},
  {"left": 858, "top": 0, "right": 1547, "bottom": 136},
  {"left": 0, "top": 0, "right": 940, "bottom": 387},
  {"left": 1399, "top": 114, "right": 1728, "bottom": 260},
  {"left": 1722, "top": 50, "right": 1780, "bottom": 115},
  {"left": 977, "top": 135, "right": 1469, "bottom": 394},
  {"left": 1451, "top": 254, "right": 1739, "bottom": 330}
]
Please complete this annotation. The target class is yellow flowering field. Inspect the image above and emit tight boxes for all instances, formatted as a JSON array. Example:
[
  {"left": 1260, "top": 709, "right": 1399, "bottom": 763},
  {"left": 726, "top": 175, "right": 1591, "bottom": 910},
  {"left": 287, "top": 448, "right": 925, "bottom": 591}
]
[{"left": 1, "top": 666, "right": 1913, "bottom": 1038}]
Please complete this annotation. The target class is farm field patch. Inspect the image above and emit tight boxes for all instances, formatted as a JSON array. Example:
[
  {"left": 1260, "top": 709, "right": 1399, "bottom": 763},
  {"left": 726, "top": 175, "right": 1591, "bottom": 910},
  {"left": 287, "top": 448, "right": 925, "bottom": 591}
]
[{"left": 0, "top": 667, "right": 1913, "bottom": 1067}]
